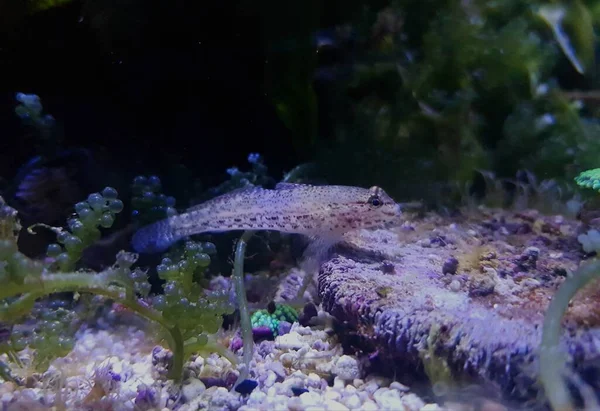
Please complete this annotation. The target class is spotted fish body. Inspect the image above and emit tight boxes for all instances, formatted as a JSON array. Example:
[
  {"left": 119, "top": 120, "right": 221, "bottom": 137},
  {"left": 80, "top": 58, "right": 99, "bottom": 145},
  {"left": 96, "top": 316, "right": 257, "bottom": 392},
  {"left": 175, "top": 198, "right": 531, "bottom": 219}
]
[{"left": 131, "top": 183, "right": 401, "bottom": 253}]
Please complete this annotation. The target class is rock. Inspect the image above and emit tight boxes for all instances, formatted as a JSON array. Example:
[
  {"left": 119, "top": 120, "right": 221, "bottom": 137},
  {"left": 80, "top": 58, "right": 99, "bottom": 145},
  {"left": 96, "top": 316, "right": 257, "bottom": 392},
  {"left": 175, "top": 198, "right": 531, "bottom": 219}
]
[
  {"left": 320, "top": 211, "right": 594, "bottom": 406},
  {"left": 442, "top": 257, "right": 459, "bottom": 274}
]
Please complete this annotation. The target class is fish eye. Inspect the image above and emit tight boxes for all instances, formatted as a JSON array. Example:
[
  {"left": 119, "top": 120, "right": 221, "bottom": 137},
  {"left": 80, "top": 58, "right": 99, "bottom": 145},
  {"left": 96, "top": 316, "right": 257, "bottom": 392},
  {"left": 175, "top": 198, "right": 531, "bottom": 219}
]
[{"left": 368, "top": 195, "right": 382, "bottom": 207}]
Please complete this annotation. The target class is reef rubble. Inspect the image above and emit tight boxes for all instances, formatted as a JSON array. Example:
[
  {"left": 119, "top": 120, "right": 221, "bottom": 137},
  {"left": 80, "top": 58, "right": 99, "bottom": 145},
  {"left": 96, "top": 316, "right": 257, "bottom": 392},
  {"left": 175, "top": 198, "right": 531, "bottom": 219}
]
[{"left": 319, "top": 207, "right": 599, "bottom": 407}]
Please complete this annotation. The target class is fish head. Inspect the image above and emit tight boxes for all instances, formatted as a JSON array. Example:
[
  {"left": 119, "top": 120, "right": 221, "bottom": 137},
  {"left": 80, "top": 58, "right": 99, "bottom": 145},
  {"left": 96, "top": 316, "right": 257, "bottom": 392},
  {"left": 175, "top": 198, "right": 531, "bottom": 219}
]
[
  {"left": 362, "top": 185, "right": 402, "bottom": 225},
  {"left": 326, "top": 185, "right": 402, "bottom": 231}
]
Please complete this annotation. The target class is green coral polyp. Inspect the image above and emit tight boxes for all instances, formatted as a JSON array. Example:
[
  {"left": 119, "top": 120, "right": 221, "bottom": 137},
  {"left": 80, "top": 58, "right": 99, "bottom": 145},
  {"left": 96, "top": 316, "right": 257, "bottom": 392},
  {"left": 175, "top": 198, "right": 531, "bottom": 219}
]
[
  {"left": 251, "top": 302, "right": 299, "bottom": 337},
  {"left": 575, "top": 168, "right": 600, "bottom": 191}
]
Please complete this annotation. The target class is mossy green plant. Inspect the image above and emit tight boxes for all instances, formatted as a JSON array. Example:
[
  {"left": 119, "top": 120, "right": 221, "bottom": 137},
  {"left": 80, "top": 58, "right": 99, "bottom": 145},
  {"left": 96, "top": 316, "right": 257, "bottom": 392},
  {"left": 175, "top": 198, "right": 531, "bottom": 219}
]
[
  {"left": 32, "top": 187, "right": 125, "bottom": 272},
  {"left": 131, "top": 175, "right": 177, "bottom": 226},
  {"left": 0, "top": 185, "right": 234, "bottom": 383}
]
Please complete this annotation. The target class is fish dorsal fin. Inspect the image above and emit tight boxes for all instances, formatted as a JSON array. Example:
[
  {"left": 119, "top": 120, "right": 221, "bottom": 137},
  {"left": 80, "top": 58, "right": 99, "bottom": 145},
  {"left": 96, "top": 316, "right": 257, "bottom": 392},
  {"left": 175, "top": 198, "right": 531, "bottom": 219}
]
[
  {"left": 275, "top": 182, "right": 307, "bottom": 190},
  {"left": 185, "top": 186, "right": 265, "bottom": 212}
]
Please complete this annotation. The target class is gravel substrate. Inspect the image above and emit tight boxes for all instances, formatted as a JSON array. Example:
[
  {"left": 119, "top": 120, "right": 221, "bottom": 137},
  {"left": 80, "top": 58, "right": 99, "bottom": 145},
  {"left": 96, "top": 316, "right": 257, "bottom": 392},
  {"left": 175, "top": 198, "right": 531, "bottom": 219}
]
[{"left": 0, "top": 321, "right": 441, "bottom": 410}]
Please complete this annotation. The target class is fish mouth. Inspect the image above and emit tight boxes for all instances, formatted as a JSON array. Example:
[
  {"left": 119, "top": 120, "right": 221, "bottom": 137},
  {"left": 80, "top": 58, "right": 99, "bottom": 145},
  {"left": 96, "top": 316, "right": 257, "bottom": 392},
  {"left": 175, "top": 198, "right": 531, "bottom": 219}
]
[{"left": 382, "top": 203, "right": 403, "bottom": 217}]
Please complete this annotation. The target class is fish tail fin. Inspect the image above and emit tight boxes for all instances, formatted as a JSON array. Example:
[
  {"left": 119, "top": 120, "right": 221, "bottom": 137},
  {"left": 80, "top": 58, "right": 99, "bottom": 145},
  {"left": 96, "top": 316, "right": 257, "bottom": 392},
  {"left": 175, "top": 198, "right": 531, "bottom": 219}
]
[{"left": 131, "top": 219, "right": 181, "bottom": 253}]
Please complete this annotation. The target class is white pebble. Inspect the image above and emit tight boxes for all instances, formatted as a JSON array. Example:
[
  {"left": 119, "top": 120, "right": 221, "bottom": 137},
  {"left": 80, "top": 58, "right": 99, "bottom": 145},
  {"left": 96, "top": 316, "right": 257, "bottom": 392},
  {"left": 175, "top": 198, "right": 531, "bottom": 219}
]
[
  {"left": 357, "top": 391, "right": 369, "bottom": 402},
  {"left": 324, "top": 390, "right": 341, "bottom": 401},
  {"left": 264, "top": 370, "right": 277, "bottom": 388},
  {"left": 276, "top": 332, "right": 305, "bottom": 350},
  {"left": 209, "top": 386, "right": 241, "bottom": 409},
  {"left": 421, "top": 404, "right": 444, "bottom": 411},
  {"left": 401, "top": 393, "right": 426, "bottom": 410},
  {"left": 270, "top": 394, "right": 290, "bottom": 408},
  {"left": 325, "top": 399, "right": 350, "bottom": 410},
  {"left": 344, "top": 394, "right": 362, "bottom": 409},
  {"left": 374, "top": 387, "right": 403, "bottom": 409},
  {"left": 352, "top": 379, "right": 364, "bottom": 388},
  {"left": 363, "top": 381, "right": 380, "bottom": 395},
  {"left": 181, "top": 379, "right": 206, "bottom": 401},
  {"left": 193, "top": 356, "right": 205, "bottom": 367},
  {"left": 332, "top": 355, "right": 361, "bottom": 380},
  {"left": 112, "top": 342, "right": 125, "bottom": 355},
  {"left": 247, "top": 390, "right": 267, "bottom": 406},
  {"left": 1, "top": 393, "right": 14, "bottom": 403},
  {"left": 390, "top": 381, "right": 410, "bottom": 392},
  {"left": 344, "top": 384, "right": 357, "bottom": 395},
  {"left": 333, "top": 377, "right": 345, "bottom": 390},
  {"left": 306, "top": 372, "right": 321, "bottom": 388},
  {"left": 362, "top": 400, "right": 379, "bottom": 411},
  {"left": 299, "top": 391, "right": 321, "bottom": 407}
]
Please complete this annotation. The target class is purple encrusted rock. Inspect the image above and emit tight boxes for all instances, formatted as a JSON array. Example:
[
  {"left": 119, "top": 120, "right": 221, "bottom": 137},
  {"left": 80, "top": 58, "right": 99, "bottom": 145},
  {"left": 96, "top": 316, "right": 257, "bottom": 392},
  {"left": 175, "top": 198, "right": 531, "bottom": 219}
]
[
  {"left": 380, "top": 260, "right": 395, "bottom": 274},
  {"left": 299, "top": 302, "right": 318, "bottom": 326},
  {"left": 257, "top": 340, "right": 275, "bottom": 357},
  {"left": 200, "top": 377, "right": 228, "bottom": 388},
  {"left": 318, "top": 213, "right": 599, "bottom": 406},
  {"left": 0, "top": 323, "right": 12, "bottom": 344},
  {"left": 442, "top": 257, "right": 459, "bottom": 275},
  {"left": 278, "top": 321, "right": 292, "bottom": 336},
  {"left": 151, "top": 345, "right": 173, "bottom": 376},
  {"left": 252, "top": 325, "right": 274, "bottom": 341},
  {"left": 134, "top": 384, "right": 158, "bottom": 410},
  {"left": 230, "top": 336, "right": 243, "bottom": 352}
]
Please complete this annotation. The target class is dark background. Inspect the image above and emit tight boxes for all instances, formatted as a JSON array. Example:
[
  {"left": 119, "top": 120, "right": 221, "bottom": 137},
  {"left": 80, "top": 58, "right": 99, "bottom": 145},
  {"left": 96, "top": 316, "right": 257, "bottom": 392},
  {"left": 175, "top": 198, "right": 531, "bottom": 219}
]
[{"left": 0, "top": 0, "right": 322, "bottom": 190}]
